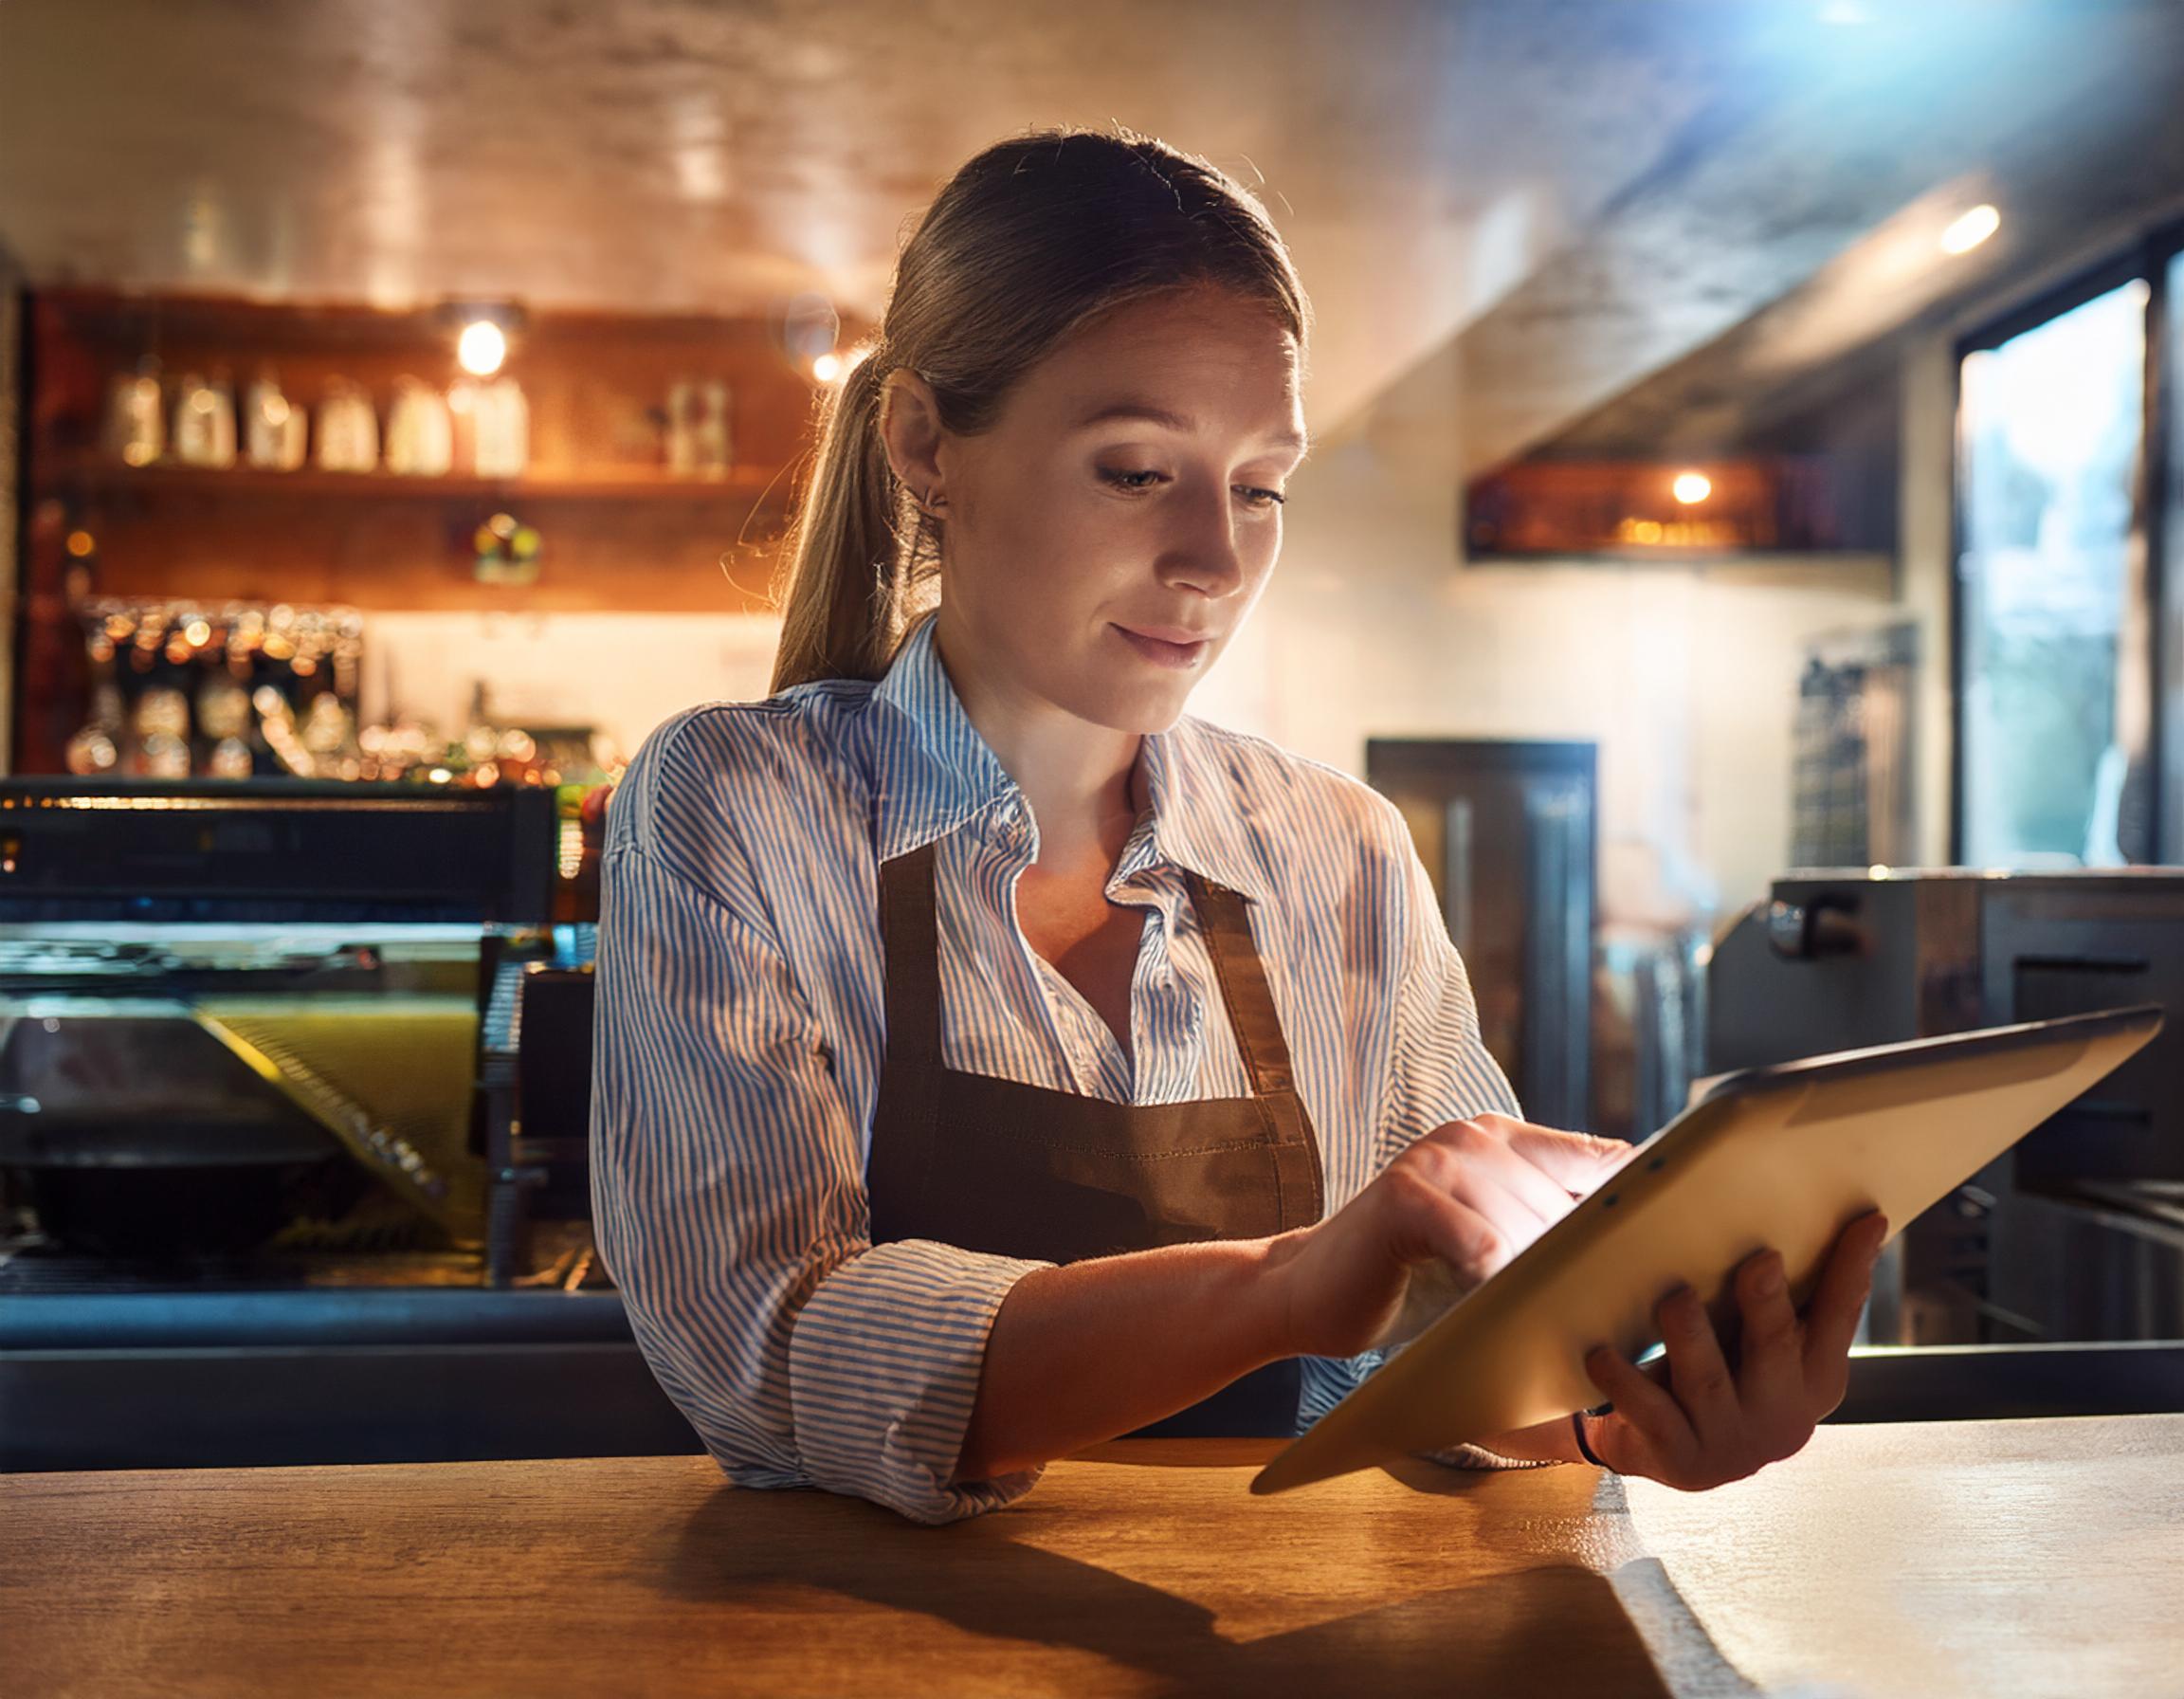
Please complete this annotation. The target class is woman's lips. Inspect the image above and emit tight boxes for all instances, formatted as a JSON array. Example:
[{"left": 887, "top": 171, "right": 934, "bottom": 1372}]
[{"left": 1113, "top": 624, "right": 1210, "bottom": 667}]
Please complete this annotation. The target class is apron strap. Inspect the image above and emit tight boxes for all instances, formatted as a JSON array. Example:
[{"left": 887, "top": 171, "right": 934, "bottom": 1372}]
[
  {"left": 1182, "top": 870, "right": 1296, "bottom": 1100},
  {"left": 878, "top": 841, "right": 945, "bottom": 1072},
  {"left": 871, "top": 842, "right": 945, "bottom": 1238}
]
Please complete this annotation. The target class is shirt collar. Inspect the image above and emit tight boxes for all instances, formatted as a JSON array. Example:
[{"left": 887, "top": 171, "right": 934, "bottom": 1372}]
[
  {"left": 867, "top": 611, "right": 1019, "bottom": 857},
  {"left": 866, "top": 612, "right": 1273, "bottom": 903},
  {"left": 1128, "top": 703, "right": 1275, "bottom": 903}
]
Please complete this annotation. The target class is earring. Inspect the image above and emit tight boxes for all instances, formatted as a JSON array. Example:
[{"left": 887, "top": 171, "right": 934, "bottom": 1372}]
[{"left": 921, "top": 487, "right": 948, "bottom": 517}]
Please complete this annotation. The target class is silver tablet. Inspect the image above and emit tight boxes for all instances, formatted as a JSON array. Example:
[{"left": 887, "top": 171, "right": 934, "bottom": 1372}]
[{"left": 1252, "top": 1003, "right": 2164, "bottom": 1495}]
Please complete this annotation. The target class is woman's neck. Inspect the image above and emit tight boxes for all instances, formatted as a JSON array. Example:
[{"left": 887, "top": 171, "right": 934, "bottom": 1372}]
[{"left": 933, "top": 621, "right": 1150, "bottom": 880}]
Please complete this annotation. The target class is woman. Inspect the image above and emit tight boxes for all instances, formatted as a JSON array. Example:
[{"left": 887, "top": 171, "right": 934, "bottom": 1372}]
[{"left": 590, "top": 124, "right": 1886, "bottom": 1527}]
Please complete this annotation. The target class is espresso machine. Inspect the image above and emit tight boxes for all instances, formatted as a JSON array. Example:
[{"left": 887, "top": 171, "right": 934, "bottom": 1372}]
[{"left": 0, "top": 776, "right": 596, "bottom": 1292}]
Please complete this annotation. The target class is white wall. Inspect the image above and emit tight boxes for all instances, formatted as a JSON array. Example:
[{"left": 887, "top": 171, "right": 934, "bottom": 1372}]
[{"left": 1230, "top": 426, "right": 1911, "bottom": 932}]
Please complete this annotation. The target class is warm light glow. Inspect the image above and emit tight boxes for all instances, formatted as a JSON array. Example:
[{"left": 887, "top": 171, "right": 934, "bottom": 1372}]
[
  {"left": 1940, "top": 204, "right": 2000, "bottom": 256},
  {"left": 1671, "top": 472, "right": 1713, "bottom": 505},
  {"left": 457, "top": 320, "right": 508, "bottom": 376},
  {"left": 811, "top": 353, "right": 842, "bottom": 383}
]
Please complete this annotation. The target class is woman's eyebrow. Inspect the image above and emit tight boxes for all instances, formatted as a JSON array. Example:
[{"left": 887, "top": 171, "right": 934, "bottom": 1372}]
[{"left": 1070, "top": 400, "right": 1309, "bottom": 453}]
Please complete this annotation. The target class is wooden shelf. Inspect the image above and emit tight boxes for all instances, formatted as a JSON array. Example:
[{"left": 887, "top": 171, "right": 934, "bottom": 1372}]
[
  {"left": 15, "top": 287, "right": 850, "bottom": 772},
  {"left": 44, "top": 455, "right": 784, "bottom": 503}
]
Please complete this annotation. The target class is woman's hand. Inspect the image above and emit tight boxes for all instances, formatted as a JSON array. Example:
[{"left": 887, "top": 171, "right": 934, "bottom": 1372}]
[
  {"left": 1572, "top": 1208, "right": 1889, "bottom": 1490},
  {"left": 1264, "top": 1112, "right": 1634, "bottom": 1361}
]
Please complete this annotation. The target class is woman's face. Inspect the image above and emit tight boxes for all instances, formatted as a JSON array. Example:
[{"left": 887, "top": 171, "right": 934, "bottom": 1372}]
[{"left": 911, "top": 284, "right": 1307, "bottom": 735}]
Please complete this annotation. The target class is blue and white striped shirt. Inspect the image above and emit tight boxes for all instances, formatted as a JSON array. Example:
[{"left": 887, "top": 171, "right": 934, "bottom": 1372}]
[{"left": 590, "top": 610, "right": 1525, "bottom": 1525}]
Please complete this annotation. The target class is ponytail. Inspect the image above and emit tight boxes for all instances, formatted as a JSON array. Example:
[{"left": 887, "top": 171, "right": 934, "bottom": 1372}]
[{"left": 767, "top": 346, "right": 937, "bottom": 693}]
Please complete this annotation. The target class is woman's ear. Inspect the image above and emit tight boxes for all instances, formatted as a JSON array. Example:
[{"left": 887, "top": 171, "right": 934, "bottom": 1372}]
[{"left": 877, "top": 368, "right": 947, "bottom": 506}]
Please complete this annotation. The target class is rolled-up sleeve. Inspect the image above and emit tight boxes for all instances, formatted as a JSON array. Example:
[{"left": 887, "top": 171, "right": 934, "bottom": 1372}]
[
  {"left": 1296, "top": 800, "right": 1551, "bottom": 1470},
  {"left": 591, "top": 808, "right": 1056, "bottom": 1525}
]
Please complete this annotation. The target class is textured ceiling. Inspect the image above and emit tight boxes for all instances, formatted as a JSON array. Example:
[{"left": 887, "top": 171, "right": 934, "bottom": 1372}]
[
  {"left": 4, "top": 1, "right": 2174, "bottom": 459},
  {"left": 0, "top": 0, "right": 1790, "bottom": 435},
  {"left": 1462, "top": 0, "right": 2184, "bottom": 471}
]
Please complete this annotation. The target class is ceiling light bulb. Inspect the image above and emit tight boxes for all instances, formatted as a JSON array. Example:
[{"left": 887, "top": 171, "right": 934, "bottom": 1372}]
[
  {"left": 458, "top": 320, "right": 508, "bottom": 376},
  {"left": 1672, "top": 472, "right": 1712, "bottom": 505},
  {"left": 812, "top": 353, "right": 842, "bottom": 383},
  {"left": 1940, "top": 205, "right": 2001, "bottom": 256}
]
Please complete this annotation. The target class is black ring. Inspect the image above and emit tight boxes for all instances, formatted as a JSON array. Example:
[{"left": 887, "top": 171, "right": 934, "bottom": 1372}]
[{"left": 1571, "top": 1409, "right": 1611, "bottom": 1469}]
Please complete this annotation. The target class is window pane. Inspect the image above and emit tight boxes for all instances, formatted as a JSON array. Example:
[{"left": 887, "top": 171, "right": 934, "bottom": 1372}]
[
  {"left": 2166, "top": 246, "right": 2184, "bottom": 860},
  {"left": 1958, "top": 279, "right": 2149, "bottom": 867}
]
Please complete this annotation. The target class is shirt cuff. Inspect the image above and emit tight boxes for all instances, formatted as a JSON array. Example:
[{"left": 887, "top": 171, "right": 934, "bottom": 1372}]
[
  {"left": 1414, "top": 1439, "right": 1563, "bottom": 1470},
  {"left": 789, "top": 1236, "right": 1058, "bottom": 1525}
]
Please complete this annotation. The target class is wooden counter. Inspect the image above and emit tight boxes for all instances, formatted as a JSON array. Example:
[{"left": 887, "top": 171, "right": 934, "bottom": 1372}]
[{"left": 6, "top": 1414, "right": 2180, "bottom": 1698}]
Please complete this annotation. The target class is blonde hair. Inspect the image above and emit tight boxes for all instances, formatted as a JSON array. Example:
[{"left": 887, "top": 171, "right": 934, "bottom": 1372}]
[{"left": 766, "top": 123, "right": 1310, "bottom": 695}]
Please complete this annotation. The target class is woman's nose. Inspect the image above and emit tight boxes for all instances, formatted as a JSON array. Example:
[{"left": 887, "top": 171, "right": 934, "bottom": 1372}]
[{"left": 1156, "top": 484, "right": 1251, "bottom": 595}]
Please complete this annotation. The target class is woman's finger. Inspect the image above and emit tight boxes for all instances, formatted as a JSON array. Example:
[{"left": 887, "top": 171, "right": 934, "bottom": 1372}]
[
  {"left": 1435, "top": 1118, "right": 1592, "bottom": 1231},
  {"left": 1584, "top": 1339, "right": 1694, "bottom": 1470},
  {"left": 1398, "top": 1139, "right": 1558, "bottom": 1264},
  {"left": 1355, "top": 1178, "right": 1513, "bottom": 1352},
  {"left": 1731, "top": 1247, "right": 1806, "bottom": 1445},
  {"left": 1654, "top": 1282, "right": 1742, "bottom": 1451},
  {"left": 1389, "top": 1161, "right": 1528, "bottom": 1284},
  {"left": 1801, "top": 1210, "right": 1888, "bottom": 1386},
  {"left": 1477, "top": 1113, "right": 1635, "bottom": 1195}
]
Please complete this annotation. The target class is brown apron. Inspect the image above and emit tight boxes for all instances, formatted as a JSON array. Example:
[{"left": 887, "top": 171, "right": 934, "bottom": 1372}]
[{"left": 865, "top": 839, "right": 1326, "bottom": 1438}]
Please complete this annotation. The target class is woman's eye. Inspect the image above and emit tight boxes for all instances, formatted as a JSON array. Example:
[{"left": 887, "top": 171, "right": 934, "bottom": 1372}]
[{"left": 1098, "top": 467, "right": 1287, "bottom": 508}]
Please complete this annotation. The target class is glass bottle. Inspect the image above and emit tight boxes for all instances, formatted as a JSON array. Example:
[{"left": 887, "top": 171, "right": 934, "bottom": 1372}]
[
  {"left": 105, "top": 357, "right": 166, "bottom": 466},
  {"left": 244, "top": 368, "right": 308, "bottom": 470},
  {"left": 471, "top": 376, "right": 530, "bottom": 478},
  {"left": 695, "top": 380, "right": 732, "bottom": 479},
  {"left": 173, "top": 370, "right": 237, "bottom": 468}
]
